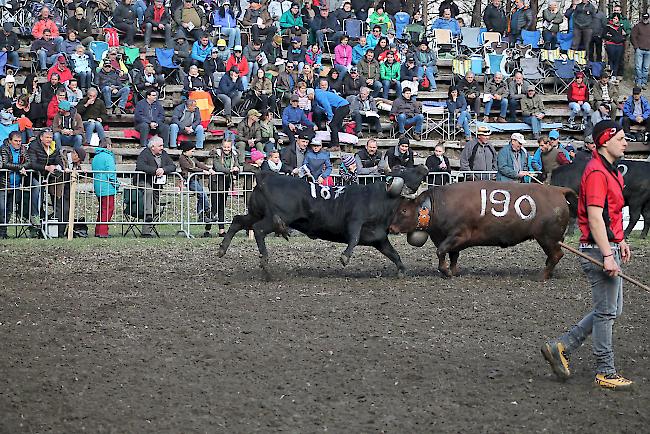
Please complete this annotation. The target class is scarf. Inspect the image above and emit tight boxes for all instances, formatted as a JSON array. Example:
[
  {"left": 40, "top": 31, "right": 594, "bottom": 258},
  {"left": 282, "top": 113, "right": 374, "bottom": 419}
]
[
  {"left": 154, "top": 4, "right": 165, "bottom": 22},
  {"left": 267, "top": 159, "right": 283, "bottom": 172}
]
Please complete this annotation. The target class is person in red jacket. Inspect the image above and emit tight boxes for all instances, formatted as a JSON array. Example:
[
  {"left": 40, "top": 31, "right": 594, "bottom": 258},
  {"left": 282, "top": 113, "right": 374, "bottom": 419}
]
[
  {"left": 567, "top": 71, "right": 592, "bottom": 129},
  {"left": 225, "top": 45, "right": 249, "bottom": 90},
  {"left": 46, "top": 88, "right": 68, "bottom": 127},
  {"left": 46, "top": 56, "right": 73, "bottom": 85},
  {"left": 541, "top": 120, "right": 633, "bottom": 390}
]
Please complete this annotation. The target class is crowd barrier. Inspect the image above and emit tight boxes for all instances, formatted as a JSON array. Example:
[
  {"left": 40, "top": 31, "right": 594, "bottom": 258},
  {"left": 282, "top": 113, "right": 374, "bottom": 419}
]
[{"left": 0, "top": 169, "right": 542, "bottom": 239}]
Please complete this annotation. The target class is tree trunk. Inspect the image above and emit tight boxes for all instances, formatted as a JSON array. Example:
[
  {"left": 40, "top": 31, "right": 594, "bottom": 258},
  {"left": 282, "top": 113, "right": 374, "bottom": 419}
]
[
  {"left": 471, "top": 0, "right": 482, "bottom": 27},
  {"left": 529, "top": 0, "right": 539, "bottom": 30}
]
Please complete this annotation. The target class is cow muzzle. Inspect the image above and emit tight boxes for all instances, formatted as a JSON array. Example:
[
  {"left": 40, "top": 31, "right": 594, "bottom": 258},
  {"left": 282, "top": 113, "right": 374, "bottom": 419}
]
[{"left": 407, "top": 230, "right": 429, "bottom": 247}]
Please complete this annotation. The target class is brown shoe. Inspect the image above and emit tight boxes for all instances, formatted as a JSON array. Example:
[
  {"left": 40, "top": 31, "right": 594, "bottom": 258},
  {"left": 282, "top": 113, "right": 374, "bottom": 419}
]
[
  {"left": 413, "top": 133, "right": 422, "bottom": 141},
  {"left": 377, "top": 132, "right": 386, "bottom": 139},
  {"left": 497, "top": 117, "right": 507, "bottom": 123}
]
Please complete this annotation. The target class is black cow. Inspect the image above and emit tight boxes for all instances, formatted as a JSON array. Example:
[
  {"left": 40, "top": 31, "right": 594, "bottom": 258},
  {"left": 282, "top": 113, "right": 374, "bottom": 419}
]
[
  {"left": 217, "top": 166, "right": 429, "bottom": 278},
  {"left": 551, "top": 159, "right": 650, "bottom": 238}
]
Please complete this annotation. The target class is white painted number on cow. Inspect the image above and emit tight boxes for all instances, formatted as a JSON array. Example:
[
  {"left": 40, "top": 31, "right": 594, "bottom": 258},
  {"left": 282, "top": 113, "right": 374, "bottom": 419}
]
[
  {"left": 618, "top": 164, "right": 628, "bottom": 177},
  {"left": 310, "top": 184, "right": 345, "bottom": 200},
  {"left": 480, "top": 189, "right": 537, "bottom": 220}
]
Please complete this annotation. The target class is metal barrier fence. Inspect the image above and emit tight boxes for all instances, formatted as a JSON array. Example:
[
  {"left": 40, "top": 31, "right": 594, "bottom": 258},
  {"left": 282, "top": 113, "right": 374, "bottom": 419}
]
[
  {"left": 0, "top": 169, "right": 546, "bottom": 239},
  {"left": 0, "top": 169, "right": 42, "bottom": 238}
]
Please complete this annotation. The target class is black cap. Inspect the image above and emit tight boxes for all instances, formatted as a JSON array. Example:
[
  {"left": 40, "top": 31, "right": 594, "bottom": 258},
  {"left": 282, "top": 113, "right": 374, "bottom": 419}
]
[
  {"left": 633, "top": 86, "right": 642, "bottom": 95},
  {"left": 139, "top": 47, "right": 147, "bottom": 53},
  {"left": 398, "top": 137, "right": 410, "bottom": 145},
  {"left": 592, "top": 120, "right": 623, "bottom": 148},
  {"left": 179, "top": 141, "right": 196, "bottom": 152}
]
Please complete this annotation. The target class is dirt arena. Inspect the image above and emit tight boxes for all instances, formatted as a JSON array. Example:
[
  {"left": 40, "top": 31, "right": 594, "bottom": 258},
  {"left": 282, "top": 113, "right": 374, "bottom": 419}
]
[{"left": 1, "top": 236, "right": 649, "bottom": 433}]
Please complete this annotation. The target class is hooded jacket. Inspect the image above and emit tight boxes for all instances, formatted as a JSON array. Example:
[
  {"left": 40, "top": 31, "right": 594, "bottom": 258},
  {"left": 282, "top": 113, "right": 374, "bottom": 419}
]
[{"left": 91, "top": 147, "right": 118, "bottom": 197}]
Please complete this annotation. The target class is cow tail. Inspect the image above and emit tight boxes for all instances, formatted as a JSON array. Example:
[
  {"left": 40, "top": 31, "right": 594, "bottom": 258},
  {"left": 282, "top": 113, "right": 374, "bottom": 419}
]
[{"left": 561, "top": 187, "right": 578, "bottom": 218}]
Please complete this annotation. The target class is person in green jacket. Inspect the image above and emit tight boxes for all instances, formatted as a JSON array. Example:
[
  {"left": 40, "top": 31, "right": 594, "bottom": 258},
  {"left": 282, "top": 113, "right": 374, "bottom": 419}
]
[
  {"left": 279, "top": 3, "right": 306, "bottom": 44},
  {"left": 380, "top": 51, "right": 401, "bottom": 99},
  {"left": 91, "top": 139, "right": 118, "bottom": 238}
]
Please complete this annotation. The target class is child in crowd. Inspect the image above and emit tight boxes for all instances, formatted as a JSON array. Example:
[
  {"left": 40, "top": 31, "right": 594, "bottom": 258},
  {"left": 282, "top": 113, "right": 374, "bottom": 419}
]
[{"left": 339, "top": 154, "right": 359, "bottom": 185}]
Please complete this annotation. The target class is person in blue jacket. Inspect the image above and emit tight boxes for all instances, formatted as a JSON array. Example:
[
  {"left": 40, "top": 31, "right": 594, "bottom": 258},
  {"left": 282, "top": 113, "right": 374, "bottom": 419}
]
[
  {"left": 134, "top": 88, "right": 170, "bottom": 148},
  {"left": 303, "top": 139, "right": 332, "bottom": 184},
  {"left": 314, "top": 79, "right": 350, "bottom": 148},
  {"left": 352, "top": 35, "right": 371, "bottom": 64},
  {"left": 191, "top": 35, "right": 214, "bottom": 66},
  {"left": 91, "top": 139, "right": 118, "bottom": 238},
  {"left": 212, "top": 1, "right": 241, "bottom": 49},
  {"left": 496, "top": 132, "right": 531, "bottom": 182},
  {"left": 216, "top": 67, "right": 245, "bottom": 127},
  {"left": 431, "top": 8, "right": 461, "bottom": 37},
  {"left": 622, "top": 87, "right": 650, "bottom": 139},
  {"left": 282, "top": 94, "right": 316, "bottom": 148}
]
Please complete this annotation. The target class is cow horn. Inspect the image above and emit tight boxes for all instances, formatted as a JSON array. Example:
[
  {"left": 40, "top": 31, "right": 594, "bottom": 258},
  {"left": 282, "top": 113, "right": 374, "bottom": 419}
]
[
  {"left": 387, "top": 177, "right": 404, "bottom": 197},
  {"left": 407, "top": 231, "right": 429, "bottom": 247}
]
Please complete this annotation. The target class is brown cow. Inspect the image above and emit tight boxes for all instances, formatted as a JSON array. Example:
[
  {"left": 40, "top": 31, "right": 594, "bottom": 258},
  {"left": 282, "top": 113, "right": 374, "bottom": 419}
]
[{"left": 389, "top": 182, "right": 577, "bottom": 279}]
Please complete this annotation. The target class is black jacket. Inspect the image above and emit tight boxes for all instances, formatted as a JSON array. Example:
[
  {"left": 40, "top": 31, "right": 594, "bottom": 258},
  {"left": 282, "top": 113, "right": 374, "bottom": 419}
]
[
  {"left": 27, "top": 139, "right": 64, "bottom": 176},
  {"left": 0, "top": 142, "right": 31, "bottom": 187},
  {"left": 144, "top": 4, "right": 171, "bottom": 25},
  {"left": 65, "top": 16, "right": 93, "bottom": 40},
  {"left": 134, "top": 147, "right": 177, "bottom": 185},
  {"left": 114, "top": 2, "right": 138, "bottom": 26},
  {"left": 386, "top": 145, "right": 414, "bottom": 170},
  {"left": 483, "top": 4, "right": 507, "bottom": 34},
  {"left": 0, "top": 30, "right": 19, "bottom": 52},
  {"left": 438, "top": 0, "right": 459, "bottom": 17},
  {"left": 342, "top": 74, "right": 363, "bottom": 97}
]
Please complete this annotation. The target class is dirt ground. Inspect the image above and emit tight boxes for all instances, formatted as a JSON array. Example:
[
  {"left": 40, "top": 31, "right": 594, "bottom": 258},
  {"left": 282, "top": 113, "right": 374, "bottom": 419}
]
[{"left": 1, "top": 236, "right": 649, "bottom": 434}]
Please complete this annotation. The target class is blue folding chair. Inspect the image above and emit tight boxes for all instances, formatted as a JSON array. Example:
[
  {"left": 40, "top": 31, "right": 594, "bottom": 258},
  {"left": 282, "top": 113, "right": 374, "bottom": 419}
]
[
  {"left": 394, "top": 12, "right": 410, "bottom": 39},
  {"left": 553, "top": 59, "right": 576, "bottom": 93},
  {"left": 0, "top": 52, "right": 7, "bottom": 76},
  {"left": 89, "top": 41, "right": 109, "bottom": 64},
  {"left": 487, "top": 53, "right": 505, "bottom": 76},
  {"left": 521, "top": 30, "right": 541, "bottom": 49},
  {"left": 343, "top": 19, "right": 364, "bottom": 39},
  {"left": 557, "top": 32, "right": 573, "bottom": 52},
  {"left": 156, "top": 48, "right": 182, "bottom": 84},
  {"left": 460, "top": 27, "right": 485, "bottom": 56},
  {"left": 587, "top": 61, "right": 605, "bottom": 80}
]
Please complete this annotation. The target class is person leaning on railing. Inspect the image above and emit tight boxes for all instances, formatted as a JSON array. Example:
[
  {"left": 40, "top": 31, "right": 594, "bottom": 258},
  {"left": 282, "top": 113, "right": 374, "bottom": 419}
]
[
  {"left": 91, "top": 139, "right": 117, "bottom": 238},
  {"left": 0, "top": 132, "right": 33, "bottom": 238}
]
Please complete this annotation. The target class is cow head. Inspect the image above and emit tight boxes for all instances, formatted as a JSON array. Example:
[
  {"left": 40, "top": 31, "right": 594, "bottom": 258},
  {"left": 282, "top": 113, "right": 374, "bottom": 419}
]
[
  {"left": 389, "top": 190, "right": 432, "bottom": 248},
  {"left": 386, "top": 165, "right": 428, "bottom": 198}
]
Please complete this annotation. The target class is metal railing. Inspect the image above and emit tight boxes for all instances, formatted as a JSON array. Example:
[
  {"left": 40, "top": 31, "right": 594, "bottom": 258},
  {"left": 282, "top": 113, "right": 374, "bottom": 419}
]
[{"left": 0, "top": 168, "right": 554, "bottom": 239}]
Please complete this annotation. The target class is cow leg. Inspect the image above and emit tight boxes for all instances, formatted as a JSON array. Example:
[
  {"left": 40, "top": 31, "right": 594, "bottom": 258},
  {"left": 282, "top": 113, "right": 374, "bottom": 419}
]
[
  {"left": 642, "top": 206, "right": 650, "bottom": 239},
  {"left": 217, "top": 213, "right": 258, "bottom": 257},
  {"left": 252, "top": 217, "right": 276, "bottom": 280},
  {"left": 624, "top": 203, "right": 642, "bottom": 239},
  {"left": 449, "top": 251, "right": 461, "bottom": 276},
  {"left": 372, "top": 237, "right": 406, "bottom": 276},
  {"left": 436, "top": 252, "right": 451, "bottom": 278},
  {"left": 538, "top": 240, "right": 564, "bottom": 280},
  {"left": 565, "top": 217, "right": 577, "bottom": 236},
  {"left": 340, "top": 222, "right": 363, "bottom": 266}
]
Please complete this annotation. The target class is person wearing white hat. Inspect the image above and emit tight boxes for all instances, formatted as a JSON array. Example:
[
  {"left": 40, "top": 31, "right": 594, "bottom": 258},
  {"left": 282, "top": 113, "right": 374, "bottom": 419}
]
[
  {"left": 496, "top": 132, "right": 531, "bottom": 182},
  {"left": 212, "top": 0, "right": 241, "bottom": 50}
]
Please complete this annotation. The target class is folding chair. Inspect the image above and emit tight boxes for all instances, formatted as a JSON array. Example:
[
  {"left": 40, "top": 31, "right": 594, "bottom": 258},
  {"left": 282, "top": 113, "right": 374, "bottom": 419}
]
[
  {"left": 460, "top": 27, "right": 484, "bottom": 56},
  {"left": 557, "top": 32, "right": 573, "bottom": 52},
  {"left": 586, "top": 61, "right": 605, "bottom": 81},
  {"left": 122, "top": 186, "right": 144, "bottom": 237},
  {"left": 486, "top": 53, "right": 507, "bottom": 76},
  {"left": 451, "top": 56, "right": 471, "bottom": 84},
  {"left": 481, "top": 31, "right": 501, "bottom": 54},
  {"left": 553, "top": 59, "right": 577, "bottom": 93},
  {"left": 541, "top": 48, "right": 560, "bottom": 64},
  {"left": 520, "top": 57, "right": 546, "bottom": 94},
  {"left": 567, "top": 49, "right": 586, "bottom": 66},
  {"left": 343, "top": 19, "right": 364, "bottom": 39},
  {"left": 422, "top": 104, "right": 449, "bottom": 139},
  {"left": 122, "top": 46, "right": 140, "bottom": 65},
  {"left": 393, "top": 11, "right": 410, "bottom": 39},
  {"left": 431, "top": 29, "right": 457, "bottom": 58},
  {"left": 521, "top": 30, "right": 541, "bottom": 49},
  {"left": 404, "top": 23, "right": 425, "bottom": 44},
  {"left": 89, "top": 41, "right": 109, "bottom": 64},
  {"left": 155, "top": 48, "right": 182, "bottom": 84}
]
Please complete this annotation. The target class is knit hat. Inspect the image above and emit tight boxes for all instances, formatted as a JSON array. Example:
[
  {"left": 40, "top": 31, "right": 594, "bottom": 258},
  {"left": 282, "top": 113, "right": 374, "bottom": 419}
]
[
  {"left": 179, "top": 141, "right": 196, "bottom": 152},
  {"left": 592, "top": 120, "right": 623, "bottom": 148},
  {"left": 250, "top": 149, "right": 265, "bottom": 162},
  {"left": 58, "top": 100, "right": 71, "bottom": 111},
  {"left": 342, "top": 154, "right": 356, "bottom": 168}
]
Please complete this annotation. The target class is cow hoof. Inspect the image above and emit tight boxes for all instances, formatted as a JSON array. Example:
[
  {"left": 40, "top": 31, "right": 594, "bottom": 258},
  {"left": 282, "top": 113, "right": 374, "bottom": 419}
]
[
  {"left": 340, "top": 254, "right": 350, "bottom": 266},
  {"left": 396, "top": 268, "right": 407, "bottom": 278},
  {"left": 438, "top": 267, "right": 452, "bottom": 278},
  {"left": 450, "top": 266, "right": 460, "bottom": 276},
  {"left": 217, "top": 247, "right": 226, "bottom": 258}
]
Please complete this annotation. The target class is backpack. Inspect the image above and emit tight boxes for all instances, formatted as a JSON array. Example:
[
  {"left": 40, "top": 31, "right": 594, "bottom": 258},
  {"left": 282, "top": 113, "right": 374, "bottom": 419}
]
[{"left": 103, "top": 28, "right": 120, "bottom": 47}]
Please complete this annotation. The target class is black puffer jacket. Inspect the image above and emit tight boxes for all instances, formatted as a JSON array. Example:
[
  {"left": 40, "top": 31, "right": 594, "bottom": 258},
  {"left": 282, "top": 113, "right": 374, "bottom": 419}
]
[
  {"left": 0, "top": 141, "right": 31, "bottom": 188},
  {"left": 27, "top": 138, "right": 64, "bottom": 176},
  {"left": 483, "top": 4, "right": 507, "bottom": 34}
]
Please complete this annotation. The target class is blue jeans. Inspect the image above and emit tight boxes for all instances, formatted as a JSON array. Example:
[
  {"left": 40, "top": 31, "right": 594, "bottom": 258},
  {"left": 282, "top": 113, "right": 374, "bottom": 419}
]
[
  {"left": 523, "top": 115, "right": 541, "bottom": 137},
  {"left": 220, "top": 27, "right": 241, "bottom": 49},
  {"left": 569, "top": 101, "right": 591, "bottom": 122},
  {"left": 188, "top": 178, "right": 210, "bottom": 215},
  {"left": 369, "top": 80, "right": 382, "bottom": 97},
  {"left": 605, "top": 44, "right": 624, "bottom": 77},
  {"left": 456, "top": 110, "right": 471, "bottom": 137},
  {"left": 38, "top": 50, "right": 61, "bottom": 70},
  {"left": 135, "top": 0, "right": 147, "bottom": 26},
  {"left": 396, "top": 113, "right": 423, "bottom": 134},
  {"left": 333, "top": 63, "right": 349, "bottom": 80},
  {"left": 77, "top": 71, "right": 92, "bottom": 89},
  {"left": 169, "top": 124, "right": 205, "bottom": 149},
  {"left": 417, "top": 66, "right": 437, "bottom": 90},
  {"left": 382, "top": 79, "right": 402, "bottom": 99},
  {"left": 54, "top": 133, "right": 83, "bottom": 150},
  {"left": 635, "top": 48, "right": 650, "bottom": 87},
  {"left": 507, "top": 98, "right": 521, "bottom": 121},
  {"left": 542, "top": 30, "right": 558, "bottom": 50},
  {"left": 484, "top": 97, "right": 508, "bottom": 118},
  {"left": 6, "top": 50, "right": 19, "bottom": 69},
  {"left": 84, "top": 121, "right": 106, "bottom": 144},
  {"left": 101, "top": 85, "right": 130, "bottom": 109},
  {"left": 559, "top": 246, "right": 623, "bottom": 375}
]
